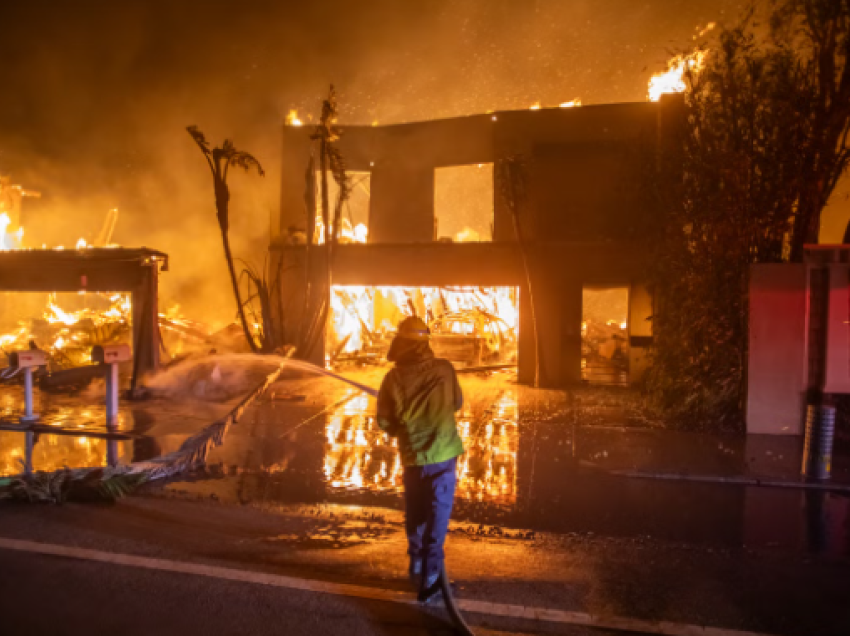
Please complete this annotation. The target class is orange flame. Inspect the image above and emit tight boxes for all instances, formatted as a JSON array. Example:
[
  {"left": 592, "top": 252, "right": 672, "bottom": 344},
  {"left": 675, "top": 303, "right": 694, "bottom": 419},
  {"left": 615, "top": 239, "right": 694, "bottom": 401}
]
[{"left": 648, "top": 51, "right": 705, "bottom": 102}]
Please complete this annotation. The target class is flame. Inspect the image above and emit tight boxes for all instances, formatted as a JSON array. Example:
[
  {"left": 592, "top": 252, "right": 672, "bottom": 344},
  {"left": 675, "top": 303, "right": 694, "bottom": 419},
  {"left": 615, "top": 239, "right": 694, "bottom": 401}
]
[
  {"left": 328, "top": 285, "right": 519, "bottom": 363},
  {"left": 0, "top": 204, "right": 117, "bottom": 252},
  {"left": 286, "top": 109, "right": 303, "bottom": 126},
  {"left": 0, "top": 213, "right": 9, "bottom": 250},
  {"left": 44, "top": 292, "right": 132, "bottom": 329},
  {"left": 1, "top": 292, "right": 132, "bottom": 366},
  {"left": 648, "top": 51, "right": 705, "bottom": 102},
  {"left": 312, "top": 216, "right": 367, "bottom": 245},
  {"left": 46, "top": 294, "right": 80, "bottom": 325},
  {"left": 529, "top": 102, "right": 541, "bottom": 110},
  {"left": 559, "top": 99, "right": 582, "bottom": 108},
  {"left": 454, "top": 227, "right": 480, "bottom": 242}
]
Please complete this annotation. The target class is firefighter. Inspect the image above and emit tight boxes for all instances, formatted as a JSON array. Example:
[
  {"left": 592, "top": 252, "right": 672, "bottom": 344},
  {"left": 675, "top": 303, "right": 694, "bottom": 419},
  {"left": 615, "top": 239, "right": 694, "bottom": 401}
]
[{"left": 377, "top": 315, "right": 464, "bottom": 602}]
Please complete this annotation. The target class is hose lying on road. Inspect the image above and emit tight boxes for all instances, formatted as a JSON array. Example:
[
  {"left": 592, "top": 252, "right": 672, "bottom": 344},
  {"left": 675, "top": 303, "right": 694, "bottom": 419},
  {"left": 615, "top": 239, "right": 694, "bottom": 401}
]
[{"left": 439, "top": 566, "right": 475, "bottom": 636}]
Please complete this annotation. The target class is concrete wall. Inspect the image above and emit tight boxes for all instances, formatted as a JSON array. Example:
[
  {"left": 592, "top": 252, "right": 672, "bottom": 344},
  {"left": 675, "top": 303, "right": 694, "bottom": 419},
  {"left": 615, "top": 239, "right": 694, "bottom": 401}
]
[
  {"left": 279, "top": 102, "right": 663, "bottom": 245},
  {"left": 628, "top": 283, "right": 653, "bottom": 385},
  {"left": 747, "top": 264, "right": 808, "bottom": 435}
]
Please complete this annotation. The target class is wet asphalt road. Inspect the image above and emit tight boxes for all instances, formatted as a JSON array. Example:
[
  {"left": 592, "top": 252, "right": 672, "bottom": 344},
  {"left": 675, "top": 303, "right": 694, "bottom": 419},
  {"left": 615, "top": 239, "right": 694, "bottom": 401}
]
[
  {"left": 0, "top": 549, "right": 606, "bottom": 636},
  {"left": 1, "top": 497, "right": 848, "bottom": 636},
  {"left": 2, "top": 371, "right": 850, "bottom": 635}
]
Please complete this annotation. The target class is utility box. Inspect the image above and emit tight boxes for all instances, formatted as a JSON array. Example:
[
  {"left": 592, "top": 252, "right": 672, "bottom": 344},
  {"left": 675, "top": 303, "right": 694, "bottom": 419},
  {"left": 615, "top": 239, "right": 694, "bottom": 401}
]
[
  {"left": 747, "top": 264, "right": 807, "bottom": 434},
  {"left": 747, "top": 246, "right": 850, "bottom": 435}
]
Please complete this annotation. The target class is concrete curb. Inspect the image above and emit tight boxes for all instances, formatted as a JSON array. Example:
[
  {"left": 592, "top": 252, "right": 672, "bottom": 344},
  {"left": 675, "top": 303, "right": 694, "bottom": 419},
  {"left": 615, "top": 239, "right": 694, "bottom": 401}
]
[{"left": 609, "top": 469, "right": 850, "bottom": 493}]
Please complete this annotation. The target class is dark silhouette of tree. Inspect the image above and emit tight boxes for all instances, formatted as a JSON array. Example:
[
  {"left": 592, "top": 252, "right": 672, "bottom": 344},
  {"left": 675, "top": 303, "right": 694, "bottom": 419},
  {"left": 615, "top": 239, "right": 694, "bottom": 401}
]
[
  {"left": 186, "top": 126, "right": 265, "bottom": 353},
  {"left": 646, "top": 0, "right": 850, "bottom": 428}
]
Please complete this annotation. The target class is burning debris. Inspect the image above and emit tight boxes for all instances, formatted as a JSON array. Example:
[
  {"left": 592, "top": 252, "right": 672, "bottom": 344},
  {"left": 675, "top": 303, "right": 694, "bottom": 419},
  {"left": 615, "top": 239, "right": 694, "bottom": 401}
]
[
  {"left": 0, "top": 292, "right": 216, "bottom": 378},
  {"left": 581, "top": 319, "right": 629, "bottom": 385},
  {"left": 0, "top": 293, "right": 132, "bottom": 369},
  {"left": 327, "top": 285, "right": 519, "bottom": 369}
]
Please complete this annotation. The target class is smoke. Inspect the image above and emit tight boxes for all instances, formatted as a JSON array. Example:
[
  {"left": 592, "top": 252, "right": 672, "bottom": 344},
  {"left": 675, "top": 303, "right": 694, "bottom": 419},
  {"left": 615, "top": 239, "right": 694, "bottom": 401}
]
[{"left": 0, "top": 0, "right": 750, "bottom": 328}]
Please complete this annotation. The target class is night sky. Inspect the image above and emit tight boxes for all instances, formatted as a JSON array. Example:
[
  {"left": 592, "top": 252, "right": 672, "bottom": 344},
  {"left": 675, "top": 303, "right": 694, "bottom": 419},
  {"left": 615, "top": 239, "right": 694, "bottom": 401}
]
[{"left": 3, "top": 0, "right": 844, "bottom": 324}]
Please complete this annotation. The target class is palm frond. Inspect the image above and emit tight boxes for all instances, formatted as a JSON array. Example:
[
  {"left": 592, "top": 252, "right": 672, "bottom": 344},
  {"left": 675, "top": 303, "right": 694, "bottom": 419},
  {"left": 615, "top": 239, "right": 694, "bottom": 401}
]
[
  {"left": 97, "top": 473, "right": 148, "bottom": 501},
  {"left": 186, "top": 125, "right": 211, "bottom": 155},
  {"left": 229, "top": 151, "right": 265, "bottom": 176}
]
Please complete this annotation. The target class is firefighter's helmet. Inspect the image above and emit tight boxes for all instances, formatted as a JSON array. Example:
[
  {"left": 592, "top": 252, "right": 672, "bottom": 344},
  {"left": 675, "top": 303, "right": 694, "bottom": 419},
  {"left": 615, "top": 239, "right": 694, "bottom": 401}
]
[{"left": 396, "top": 316, "right": 430, "bottom": 341}]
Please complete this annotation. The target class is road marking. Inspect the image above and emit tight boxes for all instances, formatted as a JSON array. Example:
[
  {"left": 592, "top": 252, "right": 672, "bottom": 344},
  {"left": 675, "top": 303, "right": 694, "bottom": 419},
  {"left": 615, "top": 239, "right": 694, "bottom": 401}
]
[{"left": 0, "top": 536, "right": 778, "bottom": 636}]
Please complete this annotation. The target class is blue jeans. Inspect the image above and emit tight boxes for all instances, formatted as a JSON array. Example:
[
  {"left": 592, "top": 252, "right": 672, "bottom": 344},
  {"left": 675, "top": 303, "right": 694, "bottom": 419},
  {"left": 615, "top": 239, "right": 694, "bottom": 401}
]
[{"left": 403, "top": 457, "right": 457, "bottom": 581}]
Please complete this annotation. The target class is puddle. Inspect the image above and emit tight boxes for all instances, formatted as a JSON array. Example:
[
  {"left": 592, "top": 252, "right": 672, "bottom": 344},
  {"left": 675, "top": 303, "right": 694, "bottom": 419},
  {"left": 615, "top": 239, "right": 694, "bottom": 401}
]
[
  {"left": 0, "top": 381, "right": 236, "bottom": 476},
  {"left": 2, "top": 370, "right": 848, "bottom": 559},
  {"left": 171, "top": 377, "right": 850, "bottom": 558},
  {"left": 320, "top": 390, "right": 518, "bottom": 507},
  {"left": 0, "top": 431, "right": 133, "bottom": 476}
]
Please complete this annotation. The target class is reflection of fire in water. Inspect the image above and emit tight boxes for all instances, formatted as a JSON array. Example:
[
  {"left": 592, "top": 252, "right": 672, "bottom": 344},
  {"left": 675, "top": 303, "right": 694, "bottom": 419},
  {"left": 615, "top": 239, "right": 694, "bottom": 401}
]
[
  {"left": 0, "top": 431, "right": 126, "bottom": 477},
  {"left": 328, "top": 286, "right": 519, "bottom": 368},
  {"left": 456, "top": 391, "right": 517, "bottom": 505},
  {"left": 324, "top": 391, "right": 402, "bottom": 491},
  {"left": 323, "top": 389, "right": 517, "bottom": 506}
]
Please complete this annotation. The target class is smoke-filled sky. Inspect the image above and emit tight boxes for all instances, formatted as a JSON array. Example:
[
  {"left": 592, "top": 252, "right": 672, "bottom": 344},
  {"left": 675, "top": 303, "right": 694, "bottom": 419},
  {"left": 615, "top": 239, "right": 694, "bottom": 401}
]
[{"left": 1, "top": 0, "right": 846, "bottom": 326}]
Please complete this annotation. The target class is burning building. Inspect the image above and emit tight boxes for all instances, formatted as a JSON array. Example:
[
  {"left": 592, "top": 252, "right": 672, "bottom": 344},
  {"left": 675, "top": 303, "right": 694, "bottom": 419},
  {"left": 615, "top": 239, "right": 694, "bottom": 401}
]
[
  {"left": 273, "top": 97, "right": 683, "bottom": 388},
  {"left": 0, "top": 248, "right": 167, "bottom": 379},
  {"left": 0, "top": 186, "right": 170, "bottom": 381}
]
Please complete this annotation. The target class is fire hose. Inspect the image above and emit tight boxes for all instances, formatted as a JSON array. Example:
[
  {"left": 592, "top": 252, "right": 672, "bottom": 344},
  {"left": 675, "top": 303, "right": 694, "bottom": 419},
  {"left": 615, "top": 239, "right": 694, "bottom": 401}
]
[{"left": 439, "top": 566, "right": 475, "bottom": 636}]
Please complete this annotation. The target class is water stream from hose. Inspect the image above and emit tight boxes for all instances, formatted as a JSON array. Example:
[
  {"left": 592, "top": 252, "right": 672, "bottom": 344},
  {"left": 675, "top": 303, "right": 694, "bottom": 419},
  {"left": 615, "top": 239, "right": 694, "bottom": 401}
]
[{"left": 146, "top": 353, "right": 379, "bottom": 401}]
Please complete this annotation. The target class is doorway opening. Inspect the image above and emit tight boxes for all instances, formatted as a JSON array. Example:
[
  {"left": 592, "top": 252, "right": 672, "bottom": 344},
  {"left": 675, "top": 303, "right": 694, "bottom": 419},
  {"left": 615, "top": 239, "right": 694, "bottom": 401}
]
[{"left": 582, "top": 286, "right": 629, "bottom": 385}]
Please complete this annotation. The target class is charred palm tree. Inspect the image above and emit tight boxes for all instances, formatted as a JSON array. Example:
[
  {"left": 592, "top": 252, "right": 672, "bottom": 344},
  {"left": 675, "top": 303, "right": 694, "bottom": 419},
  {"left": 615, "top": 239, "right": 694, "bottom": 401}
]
[
  {"left": 187, "top": 126, "right": 265, "bottom": 352},
  {"left": 299, "top": 86, "right": 352, "bottom": 358}
]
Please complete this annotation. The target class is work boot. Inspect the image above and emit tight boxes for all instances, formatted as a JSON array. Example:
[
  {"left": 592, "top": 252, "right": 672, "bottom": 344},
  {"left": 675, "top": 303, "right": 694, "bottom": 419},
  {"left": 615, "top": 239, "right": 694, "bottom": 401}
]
[
  {"left": 408, "top": 558, "right": 423, "bottom": 592},
  {"left": 417, "top": 570, "right": 442, "bottom": 604}
]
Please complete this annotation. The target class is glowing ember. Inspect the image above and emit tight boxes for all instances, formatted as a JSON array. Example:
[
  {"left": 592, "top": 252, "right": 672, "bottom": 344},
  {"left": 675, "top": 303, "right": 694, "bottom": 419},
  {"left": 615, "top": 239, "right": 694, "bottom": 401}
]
[
  {"left": 529, "top": 102, "right": 541, "bottom": 110},
  {"left": 648, "top": 51, "right": 705, "bottom": 102},
  {"left": 559, "top": 99, "right": 582, "bottom": 108}
]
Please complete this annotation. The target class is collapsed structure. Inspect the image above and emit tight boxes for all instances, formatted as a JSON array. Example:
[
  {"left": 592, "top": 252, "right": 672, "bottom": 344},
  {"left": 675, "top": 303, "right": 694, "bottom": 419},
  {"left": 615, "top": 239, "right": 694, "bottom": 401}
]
[
  {"left": 0, "top": 248, "right": 167, "bottom": 378},
  {"left": 273, "top": 97, "right": 685, "bottom": 388}
]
